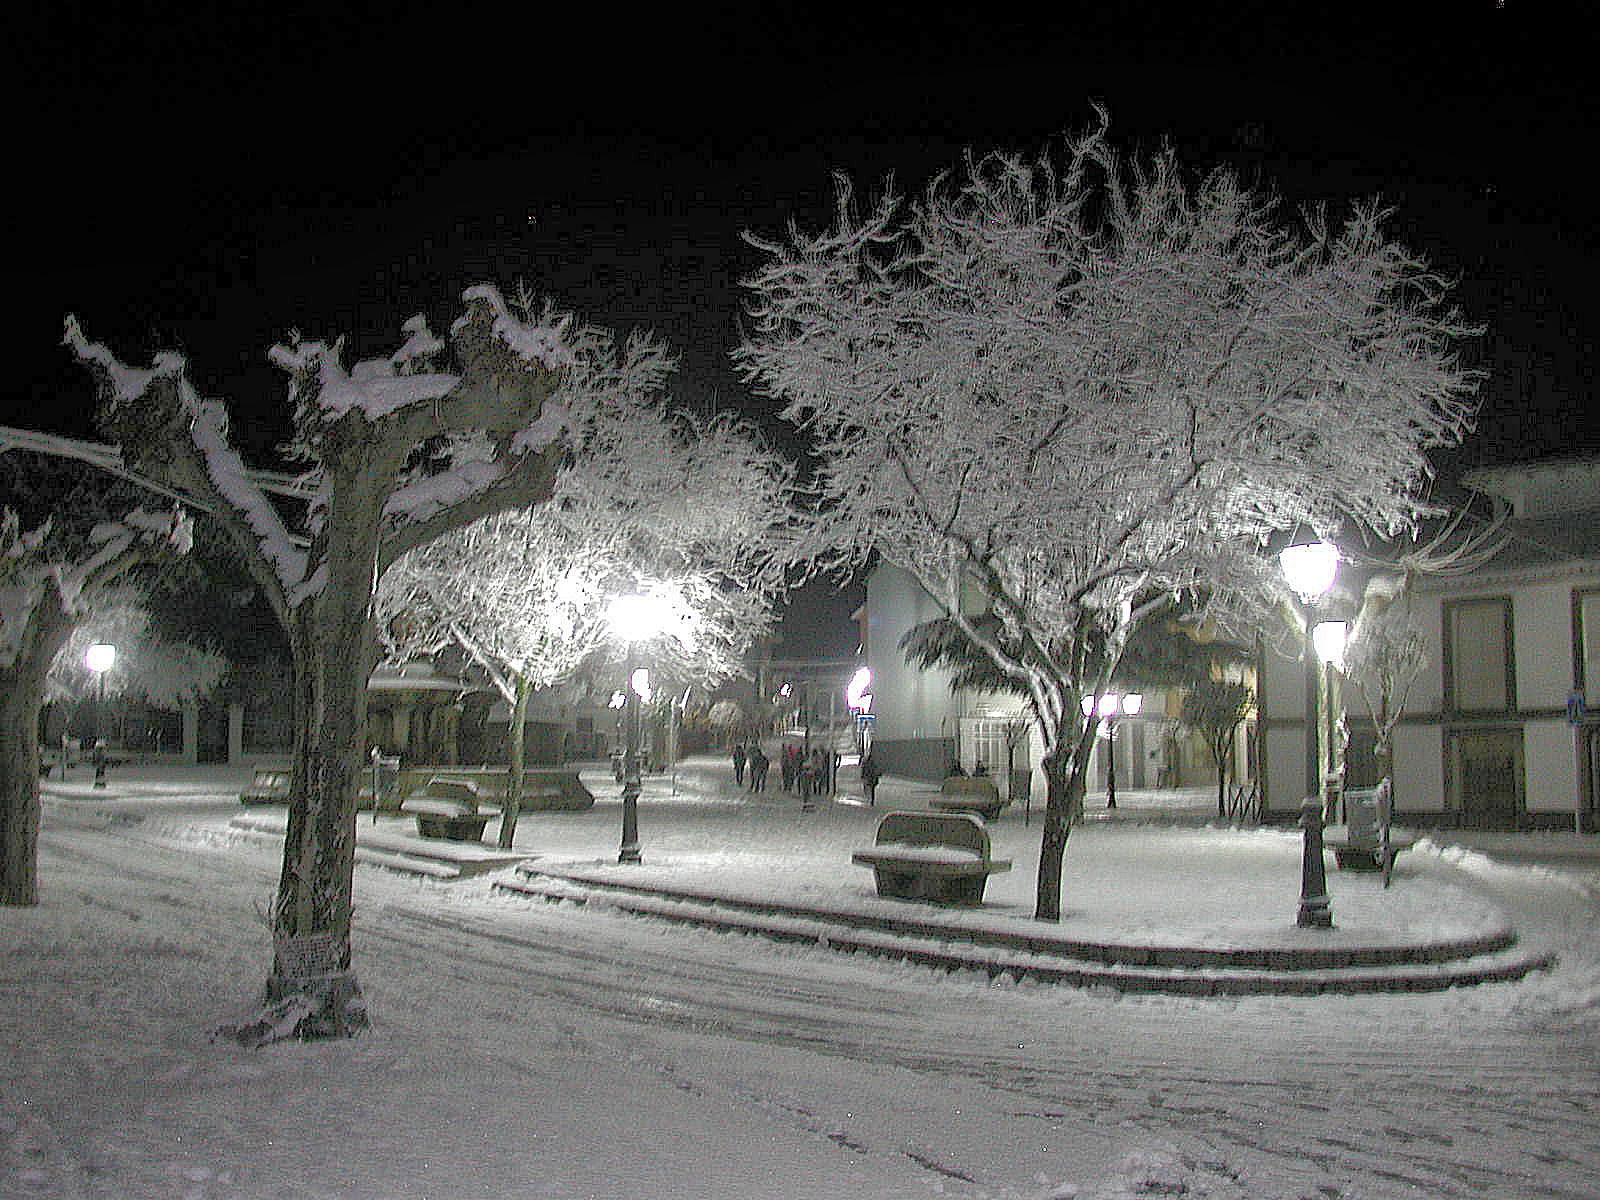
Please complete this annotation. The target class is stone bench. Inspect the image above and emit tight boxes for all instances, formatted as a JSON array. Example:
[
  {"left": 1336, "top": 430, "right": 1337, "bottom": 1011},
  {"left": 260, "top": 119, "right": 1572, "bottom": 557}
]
[
  {"left": 400, "top": 778, "right": 499, "bottom": 841},
  {"left": 365, "top": 765, "right": 594, "bottom": 812},
  {"left": 851, "top": 810, "right": 1012, "bottom": 906},
  {"left": 239, "top": 767, "right": 292, "bottom": 805},
  {"left": 928, "top": 774, "right": 1007, "bottom": 821}
]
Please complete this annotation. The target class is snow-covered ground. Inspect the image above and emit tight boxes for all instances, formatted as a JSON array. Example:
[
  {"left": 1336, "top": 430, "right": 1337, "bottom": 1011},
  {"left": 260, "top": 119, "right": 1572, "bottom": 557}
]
[{"left": 6, "top": 760, "right": 1599, "bottom": 1199}]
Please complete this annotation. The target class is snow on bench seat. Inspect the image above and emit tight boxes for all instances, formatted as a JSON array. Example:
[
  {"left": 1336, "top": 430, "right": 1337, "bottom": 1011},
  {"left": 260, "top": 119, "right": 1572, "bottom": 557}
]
[{"left": 852, "top": 810, "right": 1011, "bottom": 906}]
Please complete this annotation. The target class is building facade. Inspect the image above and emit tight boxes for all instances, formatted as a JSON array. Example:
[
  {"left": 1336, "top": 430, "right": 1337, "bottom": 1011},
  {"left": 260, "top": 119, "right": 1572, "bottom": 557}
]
[
  {"left": 859, "top": 563, "right": 1236, "bottom": 805},
  {"left": 1260, "top": 458, "right": 1600, "bottom": 831}
]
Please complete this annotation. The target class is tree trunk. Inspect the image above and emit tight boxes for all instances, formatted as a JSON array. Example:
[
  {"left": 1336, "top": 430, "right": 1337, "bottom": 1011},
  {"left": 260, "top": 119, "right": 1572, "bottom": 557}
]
[
  {"left": 1033, "top": 713, "right": 1098, "bottom": 922},
  {"left": 1213, "top": 734, "right": 1231, "bottom": 818},
  {"left": 497, "top": 674, "right": 531, "bottom": 850},
  {"left": 0, "top": 673, "right": 45, "bottom": 907},
  {"left": 232, "top": 460, "right": 390, "bottom": 1046},
  {"left": 1, "top": 603, "right": 73, "bottom": 907}
]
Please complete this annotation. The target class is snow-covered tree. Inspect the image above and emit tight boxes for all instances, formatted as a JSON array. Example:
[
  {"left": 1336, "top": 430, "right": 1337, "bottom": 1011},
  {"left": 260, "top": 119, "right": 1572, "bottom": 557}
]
[
  {"left": 1179, "top": 676, "right": 1255, "bottom": 819},
  {"left": 49, "top": 598, "right": 228, "bottom": 718},
  {"left": 1, "top": 502, "right": 193, "bottom": 905},
  {"left": 65, "top": 284, "right": 674, "bottom": 1041},
  {"left": 377, "top": 412, "right": 791, "bottom": 848},
  {"left": 737, "top": 112, "right": 1479, "bottom": 920}
]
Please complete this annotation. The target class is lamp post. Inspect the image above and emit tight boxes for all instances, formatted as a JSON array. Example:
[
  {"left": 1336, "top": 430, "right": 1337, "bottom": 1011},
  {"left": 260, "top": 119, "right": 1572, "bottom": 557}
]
[
  {"left": 846, "top": 667, "right": 872, "bottom": 756},
  {"left": 606, "top": 594, "right": 666, "bottom": 864},
  {"left": 85, "top": 642, "right": 116, "bottom": 788},
  {"left": 1279, "top": 541, "right": 1343, "bottom": 929},
  {"left": 1081, "top": 692, "right": 1142, "bottom": 809}
]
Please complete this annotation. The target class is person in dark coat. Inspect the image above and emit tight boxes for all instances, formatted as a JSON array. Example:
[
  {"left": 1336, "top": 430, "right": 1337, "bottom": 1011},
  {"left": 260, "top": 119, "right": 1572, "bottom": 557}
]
[
  {"left": 859, "top": 751, "right": 882, "bottom": 806},
  {"left": 732, "top": 741, "right": 747, "bottom": 786},
  {"left": 747, "top": 743, "right": 769, "bottom": 792}
]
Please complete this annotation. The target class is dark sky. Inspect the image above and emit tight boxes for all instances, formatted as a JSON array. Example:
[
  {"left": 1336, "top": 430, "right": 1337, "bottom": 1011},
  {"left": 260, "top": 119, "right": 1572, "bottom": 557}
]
[{"left": 6, "top": 1, "right": 1594, "bottom": 653}]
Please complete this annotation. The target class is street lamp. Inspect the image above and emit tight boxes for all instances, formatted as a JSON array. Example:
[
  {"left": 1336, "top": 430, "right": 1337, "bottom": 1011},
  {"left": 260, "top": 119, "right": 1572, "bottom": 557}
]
[
  {"left": 606, "top": 594, "right": 667, "bottom": 864},
  {"left": 1081, "top": 691, "right": 1143, "bottom": 810},
  {"left": 1279, "top": 540, "right": 1342, "bottom": 929},
  {"left": 85, "top": 642, "right": 116, "bottom": 788},
  {"left": 846, "top": 667, "right": 873, "bottom": 755}
]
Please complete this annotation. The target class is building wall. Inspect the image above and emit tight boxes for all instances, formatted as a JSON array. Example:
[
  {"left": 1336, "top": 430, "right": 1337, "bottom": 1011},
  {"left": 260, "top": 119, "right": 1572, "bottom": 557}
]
[
  {"left": 1263, "top": 565, "right": 1600, "bottom": 829},
  {"left": 863, "top": 565, "right": 961, "bottom": 781}
]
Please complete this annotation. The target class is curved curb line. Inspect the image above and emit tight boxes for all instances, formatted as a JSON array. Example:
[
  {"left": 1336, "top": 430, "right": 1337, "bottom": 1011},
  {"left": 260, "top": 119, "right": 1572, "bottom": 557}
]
[{"left": 497, "top": 869, "right": 1555, "bottom": 997}]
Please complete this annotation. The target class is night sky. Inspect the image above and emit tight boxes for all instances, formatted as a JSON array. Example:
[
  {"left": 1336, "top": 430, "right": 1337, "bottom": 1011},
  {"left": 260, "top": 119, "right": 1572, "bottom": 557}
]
[{"left": 6, "top": 2, "right": 1593, "bottom": 655}]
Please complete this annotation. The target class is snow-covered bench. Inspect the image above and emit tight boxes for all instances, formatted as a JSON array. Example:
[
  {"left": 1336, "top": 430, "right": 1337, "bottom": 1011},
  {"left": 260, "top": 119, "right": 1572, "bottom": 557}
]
[
  {"left": 400, "top": 778, "right": 498, "bottom": 841},
  {"left": 851, "top": 811, "right": 1012, "bottom": 906},
  {"left": 239, "top": 767, "right": 291, "bottom": 805},
  {"left": 929, "top": 775, "right": 1007, "bottom": 820}
]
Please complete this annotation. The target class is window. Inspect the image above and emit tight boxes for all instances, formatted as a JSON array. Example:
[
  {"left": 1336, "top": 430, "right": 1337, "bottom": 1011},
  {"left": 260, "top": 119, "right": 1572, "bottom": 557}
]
[{"left": 1446, "top": 598, "right": 1512, "bottom": 712}]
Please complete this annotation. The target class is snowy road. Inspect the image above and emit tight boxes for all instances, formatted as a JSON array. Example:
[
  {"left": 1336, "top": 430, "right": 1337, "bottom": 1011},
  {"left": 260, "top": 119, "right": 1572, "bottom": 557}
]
[{"left": 17, "top": 803, "right": 1600, "bottom": 1199}]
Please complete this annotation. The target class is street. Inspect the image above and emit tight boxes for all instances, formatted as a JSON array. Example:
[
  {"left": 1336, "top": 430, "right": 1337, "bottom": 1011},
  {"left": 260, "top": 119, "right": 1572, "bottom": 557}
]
[{"left": 13, "top": 782, "right": 1600, "bottom": 1199}]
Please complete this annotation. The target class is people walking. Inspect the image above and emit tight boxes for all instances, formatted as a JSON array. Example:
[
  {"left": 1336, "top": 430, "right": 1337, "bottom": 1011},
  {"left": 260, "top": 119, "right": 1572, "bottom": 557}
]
[
  {"left": 732, "top": 741, "right": 747, "bottom": 786},
  {"left": 860, "top": 751, "right": 881, "bottom": 806},
  {"left": 747, "top": 743, "right": 769, "bottom": 792}
]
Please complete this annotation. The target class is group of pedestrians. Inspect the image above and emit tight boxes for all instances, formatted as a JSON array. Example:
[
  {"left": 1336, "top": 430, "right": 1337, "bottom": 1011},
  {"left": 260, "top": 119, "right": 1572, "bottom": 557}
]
[
  {"left": 731, "top": 739, "right": 882, "bottom": 806},
  {"left": 730, "top": 740, "right": 769, "bottom": 792}
]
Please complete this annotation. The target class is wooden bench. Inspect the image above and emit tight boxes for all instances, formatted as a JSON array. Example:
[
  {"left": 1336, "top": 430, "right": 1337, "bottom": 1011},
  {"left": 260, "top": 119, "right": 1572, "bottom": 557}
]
[
  {"left": 928, "top": 775, "right": 1007, "bottom": 821},
  {"left": 239, "top": 767, "right": 292, "bottom": 805},
  {"left": 851, "top": 811, "right": 1012, "bottom": 906},
  {"left": 399, "top": 778, "right": 498, "bottom": 841}
]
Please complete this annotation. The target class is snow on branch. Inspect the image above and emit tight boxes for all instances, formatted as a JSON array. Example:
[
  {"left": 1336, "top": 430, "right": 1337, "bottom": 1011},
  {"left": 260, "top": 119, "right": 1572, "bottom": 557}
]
[
  {"left": 2, "top": 505, "right": 194, "bottom": 667},
  {"left": 737, "top": 109, "right": 1481, "bottom": 750},
  {"left": 64, "top": 318, "right": 309, "bottom": 596}
]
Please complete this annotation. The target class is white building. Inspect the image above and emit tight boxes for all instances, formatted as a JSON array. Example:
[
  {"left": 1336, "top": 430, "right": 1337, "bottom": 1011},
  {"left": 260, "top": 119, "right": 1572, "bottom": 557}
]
[
  {"left": 1259, "top": 457, "right": 1600, "bottom": 831},
  {"left": 859, "top": 564, "right": 1197, "bottom": 806}
]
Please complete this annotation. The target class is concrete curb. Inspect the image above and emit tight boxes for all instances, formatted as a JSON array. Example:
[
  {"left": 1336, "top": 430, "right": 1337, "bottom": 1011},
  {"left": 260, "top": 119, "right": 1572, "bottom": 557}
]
[{"left": 497, "top": 866, "right": 1557, "bottom": 997}]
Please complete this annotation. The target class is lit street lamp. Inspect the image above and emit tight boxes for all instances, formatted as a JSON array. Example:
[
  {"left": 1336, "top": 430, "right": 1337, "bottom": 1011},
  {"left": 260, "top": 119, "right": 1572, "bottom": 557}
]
[
  {"left": 846, "top": 666, "right": 873, "bottom": 755},
  {"left": 1279, "top": 540, "right": 1344, "bottom": 929},
  {"left": 1081, "top": 691, "right": 1143, "bottom": 810},
  {"left": 606, "top": 593, "right": 668, "bottom": 864},
  {"left": 85, "top": 642, "right": 116, "bottom": 789}
]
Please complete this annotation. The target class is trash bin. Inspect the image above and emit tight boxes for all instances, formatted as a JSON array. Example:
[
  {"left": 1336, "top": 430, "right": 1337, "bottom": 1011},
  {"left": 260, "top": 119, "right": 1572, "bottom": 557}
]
[
  {"left": 1334, "top": 787, "right": 1385, "bottom": 871},
  {"left": 1345, "top": 787, "right": 1380, "bottom": 851},
  {"left": 369, "top": 753, "right": 401, "bottom": 814}
]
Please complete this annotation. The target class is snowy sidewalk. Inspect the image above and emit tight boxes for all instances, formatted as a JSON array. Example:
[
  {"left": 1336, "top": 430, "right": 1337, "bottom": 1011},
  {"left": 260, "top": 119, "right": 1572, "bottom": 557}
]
[{"left": 147, "top": 756, "right": 1565, "bottom": 993}]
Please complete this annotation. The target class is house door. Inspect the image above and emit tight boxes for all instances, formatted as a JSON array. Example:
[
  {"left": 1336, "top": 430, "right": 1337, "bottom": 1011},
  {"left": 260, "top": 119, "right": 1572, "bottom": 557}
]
[{"left": 1449, "top": 729, "right": 1523, "bottom": 829}]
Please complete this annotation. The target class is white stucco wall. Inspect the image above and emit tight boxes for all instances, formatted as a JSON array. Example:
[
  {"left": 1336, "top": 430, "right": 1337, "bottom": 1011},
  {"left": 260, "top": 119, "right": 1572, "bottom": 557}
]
[
  {"left": 863, "top": 566, "right": 959, "bottom": 744},
  {"left": 1513, "top": 582, "right": 1573, "bottom": 709},
  {"left": 1524, "top": 719, "right": 1579, "bottom": 814},
  {"left": 1393, "top": 723, "right": 1444, "bottom": 814}
]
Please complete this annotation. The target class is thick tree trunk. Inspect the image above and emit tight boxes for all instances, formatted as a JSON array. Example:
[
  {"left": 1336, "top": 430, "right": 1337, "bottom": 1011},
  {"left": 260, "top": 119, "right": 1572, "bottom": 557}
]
[
  {"left": 0, "top": 675, "right": 45, "bottom": 907},
  {"left": 1, "top": 604, "right": 73, "bottom": 907},
  {"left": 497, "top": 674, "right": 531, "bottom": 850},
  {"left": 229, "top": 457, "right": 391, "bottom": 1046},
  {"left": 1032, "top": 714, "right": 1098, "bottom": 922}
]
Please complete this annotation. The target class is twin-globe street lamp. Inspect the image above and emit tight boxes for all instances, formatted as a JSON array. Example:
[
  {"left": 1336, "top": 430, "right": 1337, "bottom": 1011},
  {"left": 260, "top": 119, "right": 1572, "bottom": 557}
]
[
  {"left": 605, "top": 593, "right": 671, "bottom": 864},
  {"left": 1279, "top": 541, "right": 1349, "bottom": 929},
  {"left": 85, "top": 642, "right": 116, "bottom": 788},
  {"left": 1079, "top": 691, "right": 1143, "bottom": 810}
]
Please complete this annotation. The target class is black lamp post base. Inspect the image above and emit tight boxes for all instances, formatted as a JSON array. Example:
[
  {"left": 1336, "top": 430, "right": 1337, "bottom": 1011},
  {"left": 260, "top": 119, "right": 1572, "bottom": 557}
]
[
  {"left": 1296, "top": 897, "right": 1333, "bottom": 928},
  {"left": 1297, "top": 795, "right": 1334, "bottom": 929}
]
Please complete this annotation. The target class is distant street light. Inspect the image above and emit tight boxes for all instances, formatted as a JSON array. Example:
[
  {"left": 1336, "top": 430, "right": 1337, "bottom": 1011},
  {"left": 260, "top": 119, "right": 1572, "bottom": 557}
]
[
  {"left": 86, "top": 643, "right": 116, "bottom": 789},
  {"left": 1279, "top": 540, "right": 1342, "bottom": 929},
  {"left": 606, "top": 593, "right": 669, "bottom": 864},
  {"left": 1081, "top": 691, "right": 1143, "bottom": 810}
]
